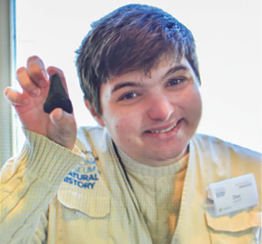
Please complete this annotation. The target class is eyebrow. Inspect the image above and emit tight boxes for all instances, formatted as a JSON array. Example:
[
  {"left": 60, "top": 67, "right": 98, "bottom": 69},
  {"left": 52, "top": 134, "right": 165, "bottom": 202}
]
[
  {"left": 111, "top": 65, "right": 188, "bottom": 94},
  {"left": 111, "top": 81, "right": 142, "bottom": 94},
  {"left": 162, "top": 65, "right": 188, "bottom": 79}
]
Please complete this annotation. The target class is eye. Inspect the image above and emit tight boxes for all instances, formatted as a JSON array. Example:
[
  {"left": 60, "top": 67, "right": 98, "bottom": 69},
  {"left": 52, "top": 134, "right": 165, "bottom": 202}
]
[
  {"left": 120, "top": 92, "right": 138, "bottom": 100},
  {"left": 167, "top": 78, "right": 184, "bottom": 86}
]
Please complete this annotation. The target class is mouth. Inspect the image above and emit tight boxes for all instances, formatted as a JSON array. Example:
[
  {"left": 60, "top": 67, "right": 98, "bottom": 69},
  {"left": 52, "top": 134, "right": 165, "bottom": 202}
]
[{"left": 145, "top": 120, "right": 180, "bottom": 134}]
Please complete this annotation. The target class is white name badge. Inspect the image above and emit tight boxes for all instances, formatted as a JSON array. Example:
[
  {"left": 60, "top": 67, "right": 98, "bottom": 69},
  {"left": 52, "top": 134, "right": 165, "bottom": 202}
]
[{"left": 207, "top": 173, "right": 258, "bottom": 216}]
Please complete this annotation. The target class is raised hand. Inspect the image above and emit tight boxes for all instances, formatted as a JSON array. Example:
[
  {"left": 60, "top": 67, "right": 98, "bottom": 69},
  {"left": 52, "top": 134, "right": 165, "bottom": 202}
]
[{"left": 4, "top": 56, "right": 77, "bottom": 150}]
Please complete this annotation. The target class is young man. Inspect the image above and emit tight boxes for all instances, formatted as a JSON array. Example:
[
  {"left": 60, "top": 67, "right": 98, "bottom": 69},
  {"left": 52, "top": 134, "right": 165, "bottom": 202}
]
[{"left": 1, "top": 4, "right": 261, "bottom": 244}]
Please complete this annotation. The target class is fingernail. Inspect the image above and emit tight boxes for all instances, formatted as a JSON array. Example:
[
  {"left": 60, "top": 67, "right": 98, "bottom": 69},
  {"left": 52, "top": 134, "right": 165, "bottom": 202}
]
[
  {"left": 42, "top": 70, "right": 48, "bottom": 80},
  {"left": 31, "top": 88, "right": 41, "bottom": 97}
]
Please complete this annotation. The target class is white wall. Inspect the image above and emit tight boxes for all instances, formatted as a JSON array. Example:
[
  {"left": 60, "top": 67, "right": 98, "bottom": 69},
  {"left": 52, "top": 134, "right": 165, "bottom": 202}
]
[{"left": 15, "top": 0, "right": 261, "bottom": 152}]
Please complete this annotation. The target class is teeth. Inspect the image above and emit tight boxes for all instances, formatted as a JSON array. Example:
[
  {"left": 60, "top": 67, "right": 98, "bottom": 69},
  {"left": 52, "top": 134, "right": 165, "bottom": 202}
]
[{"left": 150, "top": 122, "right": 177, "bottom": 134}]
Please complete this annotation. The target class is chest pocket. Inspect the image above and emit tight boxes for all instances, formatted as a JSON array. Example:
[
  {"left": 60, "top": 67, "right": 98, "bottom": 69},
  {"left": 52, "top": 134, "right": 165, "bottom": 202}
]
[
  {"left": 205, "top": 209, "right": 261, "bottom": 244},
  {"left": 58, "top": 189, "right": 110, "bottom": 218},
  {"left": 56, "top": 176, "right": 111, "bottom": 243}
]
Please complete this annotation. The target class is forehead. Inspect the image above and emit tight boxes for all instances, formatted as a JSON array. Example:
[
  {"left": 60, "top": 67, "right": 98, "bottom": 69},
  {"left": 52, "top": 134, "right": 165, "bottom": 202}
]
[{"left": 108, "top": 57, "right": 194, "bottom": 85}]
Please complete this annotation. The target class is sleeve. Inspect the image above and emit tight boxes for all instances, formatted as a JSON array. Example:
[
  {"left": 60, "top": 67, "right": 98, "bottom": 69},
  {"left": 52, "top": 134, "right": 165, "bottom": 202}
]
[{"left": 0, "top": 130, "right": 85, "bottom": 244}]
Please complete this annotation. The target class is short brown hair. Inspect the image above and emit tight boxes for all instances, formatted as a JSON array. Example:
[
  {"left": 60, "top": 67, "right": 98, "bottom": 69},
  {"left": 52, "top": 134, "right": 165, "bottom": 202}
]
[{"left": 76, "top": 4, "right": 200, "bottom": 114}]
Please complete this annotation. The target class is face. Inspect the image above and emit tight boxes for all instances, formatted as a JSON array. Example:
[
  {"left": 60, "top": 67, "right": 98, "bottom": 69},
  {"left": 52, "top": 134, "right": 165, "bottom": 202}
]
[{"left": 88, "top": 57, "right": 202, "bottom": 167}]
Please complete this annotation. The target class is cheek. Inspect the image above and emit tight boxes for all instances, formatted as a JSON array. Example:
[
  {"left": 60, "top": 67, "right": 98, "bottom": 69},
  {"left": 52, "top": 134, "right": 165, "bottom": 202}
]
[
  {"left": 182, "top": 88, "right": 202, "bottom": 119},
  {"left": 112, "top": 122, "right": 133, "bottom": 147},
  {"left": 117, "top": 114, "right": 141, "bottom": 144},
  {"left": 108, "top": 113, "right": 134, "bottom": 138},
  {"left": 191, "top": 89, "right": 202, "bottom": 110},
  {"left": 190, "top": 91, "right": 202, "bottom": 122}
]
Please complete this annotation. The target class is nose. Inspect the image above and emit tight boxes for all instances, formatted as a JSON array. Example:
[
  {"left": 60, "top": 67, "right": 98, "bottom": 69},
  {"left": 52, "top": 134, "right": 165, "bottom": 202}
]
[{"left": 147, "top": 93, "right": 174, "bottom": 121}]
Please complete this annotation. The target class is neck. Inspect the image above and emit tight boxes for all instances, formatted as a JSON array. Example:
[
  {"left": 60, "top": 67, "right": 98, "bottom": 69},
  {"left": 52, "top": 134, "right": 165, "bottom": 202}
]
[{"left": 118, "top": 144, "right": 189, "bottom": 167}]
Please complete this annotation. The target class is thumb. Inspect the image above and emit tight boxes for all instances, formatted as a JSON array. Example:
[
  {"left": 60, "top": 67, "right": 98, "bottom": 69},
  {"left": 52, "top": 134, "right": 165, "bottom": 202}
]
[
  {"left": 49, "top": 108, "right": 77, "bottom": 150},
  {"left": 50, "top": 108, "right": 64, "bottom": 122},
  {"left": 50, "top": 108, "right": 77, "bottom": 131}
]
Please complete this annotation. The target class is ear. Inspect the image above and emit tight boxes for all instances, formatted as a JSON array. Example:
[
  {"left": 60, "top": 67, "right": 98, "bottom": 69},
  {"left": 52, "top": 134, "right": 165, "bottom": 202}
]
[{"left": 84, "top": 100, "right": 105, "bottom": 127}]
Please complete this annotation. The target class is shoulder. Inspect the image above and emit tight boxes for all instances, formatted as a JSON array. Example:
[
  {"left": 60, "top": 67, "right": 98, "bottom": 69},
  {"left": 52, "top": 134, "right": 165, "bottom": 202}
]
[
  {"left": 77, "top": 125, "right": 105, "bottom": 137},
  {"left": 75, "top": 126, "right": 111, "bottom": 156},
  {"left": 190, "top": 134, "right": 261, "bottom": 196},
  {"left": 74, "top": 126, "right": 105, "bottom": 154},
  {"left": 192, "top": 133, "right": 261, "bottom": 163},
  {"left": 76, "top": 126, "right": 106, "bottom": 144},
  {"left": 191, "top": 134, "right": 261, "bottom": 180}
]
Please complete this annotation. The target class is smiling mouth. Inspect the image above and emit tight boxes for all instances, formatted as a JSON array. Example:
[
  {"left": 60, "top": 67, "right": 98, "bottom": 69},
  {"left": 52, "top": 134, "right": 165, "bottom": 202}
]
[{"left": 146, "top": 121, "right": 179, "bottom": 134}]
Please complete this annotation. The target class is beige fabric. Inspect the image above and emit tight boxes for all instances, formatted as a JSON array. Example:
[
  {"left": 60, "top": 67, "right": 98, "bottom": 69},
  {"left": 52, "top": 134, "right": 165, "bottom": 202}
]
[
  {"left": 0, "top": 126, "right": 261, "bottom": 244},
  {"left": 0, "top": 130, "right": 85, "bottom": 244},
  {"left": 118, "top": 148, "right": 188, "bottom": 243}
]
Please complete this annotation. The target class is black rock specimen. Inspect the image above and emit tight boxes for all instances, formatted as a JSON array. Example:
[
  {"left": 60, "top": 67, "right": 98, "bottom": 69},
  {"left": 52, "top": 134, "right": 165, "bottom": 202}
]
[{"left": 43, "top": 74, "right": 73, "bottom": 114}]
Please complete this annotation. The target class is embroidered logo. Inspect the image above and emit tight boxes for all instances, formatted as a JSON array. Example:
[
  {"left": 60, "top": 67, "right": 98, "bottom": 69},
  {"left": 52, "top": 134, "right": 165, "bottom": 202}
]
[{"left": 63, "top": 150, "right": 100, "bottom": 189}]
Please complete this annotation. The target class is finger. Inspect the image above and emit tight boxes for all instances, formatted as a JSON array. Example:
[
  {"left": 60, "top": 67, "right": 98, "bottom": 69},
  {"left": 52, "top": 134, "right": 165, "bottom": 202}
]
[
  {"left": 50, "top": 108, "right": 64, "bottom": 122},
  {"left": 50, "top": 108, "right": 77, "bottom": 149},
  {"left": 50, "top": 108, "right": 76, "bottom": 131},
  {"left": 26, "top": 56, "right": 48, "bottom": 88},
  {"left": 47, "top": 66, "right": 70, "bottom": 96},
  {"left": 17, "top": 67, "right": 41, "bottom": 97},
  {"left": 4, "top": 87, "right": 29, "bottom": 106}
]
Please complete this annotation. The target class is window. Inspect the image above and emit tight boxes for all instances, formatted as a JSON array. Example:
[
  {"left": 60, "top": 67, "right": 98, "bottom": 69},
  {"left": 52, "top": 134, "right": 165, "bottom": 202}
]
[
  {"left": 13, "top": 0, "right": 262, "bottom": 154},
  {"left": 0, "top": 0, "right": 16, "bottom": 166}
]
